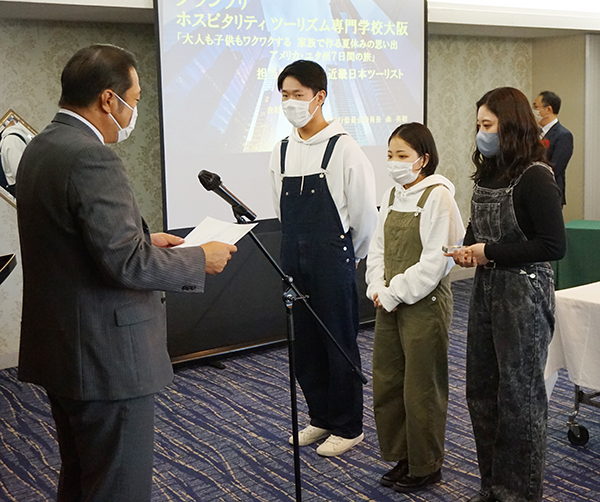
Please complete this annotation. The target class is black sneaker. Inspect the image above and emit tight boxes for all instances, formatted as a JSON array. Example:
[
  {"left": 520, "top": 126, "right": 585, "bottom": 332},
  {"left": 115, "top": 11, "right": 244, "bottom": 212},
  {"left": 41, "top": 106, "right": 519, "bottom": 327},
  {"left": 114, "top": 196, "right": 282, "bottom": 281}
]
[
  {"left": 380, "top": 460, "right": 409, "bottom": 487},
  {"left": 392, "top": 468, "right": 442, "bottom": 492}
]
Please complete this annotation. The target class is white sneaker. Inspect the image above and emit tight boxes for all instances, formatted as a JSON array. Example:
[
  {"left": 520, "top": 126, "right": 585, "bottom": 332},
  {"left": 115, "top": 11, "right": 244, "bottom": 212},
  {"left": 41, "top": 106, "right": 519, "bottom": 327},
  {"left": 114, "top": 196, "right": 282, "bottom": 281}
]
[
  {"left": 288, "top": 425, "right": 331, "bottom": 446},
  {"left": 316, "top": 433, "right": 364, "bottom": 457}
]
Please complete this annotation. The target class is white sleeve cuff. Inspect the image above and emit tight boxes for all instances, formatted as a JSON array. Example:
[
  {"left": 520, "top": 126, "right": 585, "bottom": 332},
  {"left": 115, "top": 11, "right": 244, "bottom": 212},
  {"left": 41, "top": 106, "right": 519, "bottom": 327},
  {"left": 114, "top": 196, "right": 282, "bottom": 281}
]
[
  {"left": 378, "top": 287, "right": 401, "bottom": 313},
  {"left": 366, "top": 279, "right": 385, "bottom": 301}
]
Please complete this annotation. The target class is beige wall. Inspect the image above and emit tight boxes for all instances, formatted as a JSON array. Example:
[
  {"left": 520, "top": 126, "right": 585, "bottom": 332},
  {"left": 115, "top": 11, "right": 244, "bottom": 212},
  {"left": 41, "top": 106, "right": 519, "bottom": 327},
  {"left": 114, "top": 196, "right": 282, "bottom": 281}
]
[
  {"left": 583, "top": 34, "right": 600, "bottom": 220},
  {"left": 428, "top": 35, "right": 533, "bottom": 225},
  {"left": 0, "top": 193, "right": 21, "bottom": 368},
  {"left": 0, "top": 18, "right": 163, "bottom": 230},
  {"left": 532, "top": 35, "right": 586, "bottom": 223}
]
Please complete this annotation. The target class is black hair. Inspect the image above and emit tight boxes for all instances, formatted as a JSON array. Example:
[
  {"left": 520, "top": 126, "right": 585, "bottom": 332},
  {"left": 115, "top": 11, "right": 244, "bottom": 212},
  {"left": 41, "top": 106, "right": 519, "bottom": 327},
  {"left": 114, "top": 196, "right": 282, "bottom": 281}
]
[
  {"left": 539, "top": 90, "right": 562, "bottom": 115},
  {"left": 473, "top": 87, "right": 546, "bottom": 182},
  {"left": 277, "top": 60, "right": 327, "bottom": 99},
  {"left": 388, "top": 122, "right": 439, "bottom": 177},
  {"left": 59, "top": 44, "right": 138, "bottom": 108}
]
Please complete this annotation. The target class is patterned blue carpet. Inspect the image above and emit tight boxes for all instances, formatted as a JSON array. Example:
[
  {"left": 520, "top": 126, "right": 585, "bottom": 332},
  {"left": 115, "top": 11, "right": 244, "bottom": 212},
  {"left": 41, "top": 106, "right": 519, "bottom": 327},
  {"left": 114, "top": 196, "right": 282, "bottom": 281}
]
[{"left": 1, "top": 279, "right": 599, "bottom": 501}]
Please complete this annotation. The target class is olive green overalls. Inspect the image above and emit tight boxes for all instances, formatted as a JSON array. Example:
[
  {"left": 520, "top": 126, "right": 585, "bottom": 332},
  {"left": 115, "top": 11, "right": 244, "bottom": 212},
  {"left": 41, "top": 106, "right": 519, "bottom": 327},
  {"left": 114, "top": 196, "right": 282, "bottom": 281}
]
[{"left": 372, "top": 185, "right": 453, "bottom": 477}]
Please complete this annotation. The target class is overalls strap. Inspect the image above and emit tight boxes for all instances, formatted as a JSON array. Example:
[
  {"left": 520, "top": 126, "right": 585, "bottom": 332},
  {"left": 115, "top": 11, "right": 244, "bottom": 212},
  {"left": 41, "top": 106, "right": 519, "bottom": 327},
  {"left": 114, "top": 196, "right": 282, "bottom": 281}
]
[
  {"left": 386, "top": 184, "right": 443, "bottom": 210},
  {"left": 280, "top": 134, "right": 346, "bottom": 175},
  {"left": 280, "top": 137, "right": 289, "bottom": 175},
  {"left": 387, "top": 187, "right": 396, "bottom": 207},
  {"left": 1, "top": 132, "right": 28, "bottom": 143},
  {"left": 501, "top": 163, "right": 553, "bottom": 192},
  {"left": 321, "top": 134, "right": 346, "bottom": 170},
  {"left": 416, "top": 184, "right": 443, "bottom": 209}
]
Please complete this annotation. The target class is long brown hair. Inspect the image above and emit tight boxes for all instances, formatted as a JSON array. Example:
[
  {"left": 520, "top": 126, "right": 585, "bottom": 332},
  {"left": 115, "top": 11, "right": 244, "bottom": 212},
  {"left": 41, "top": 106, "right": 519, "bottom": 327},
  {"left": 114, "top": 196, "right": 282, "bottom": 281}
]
[{"left": 472, "top": 87, "right": 546, "bottom": 182}]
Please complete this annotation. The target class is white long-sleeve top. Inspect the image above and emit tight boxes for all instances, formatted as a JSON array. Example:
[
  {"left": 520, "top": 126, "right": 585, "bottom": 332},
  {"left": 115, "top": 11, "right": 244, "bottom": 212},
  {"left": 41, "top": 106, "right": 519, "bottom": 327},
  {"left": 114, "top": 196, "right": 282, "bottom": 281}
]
[
  {"left": 269, "top": 119, "right": 378, "bottom": 259},
  {"left": 365, "top": 174, "right": 465, "bottom": 312},
  {"left": 1, "top": 122, "right": 33, "bottom": 185}
]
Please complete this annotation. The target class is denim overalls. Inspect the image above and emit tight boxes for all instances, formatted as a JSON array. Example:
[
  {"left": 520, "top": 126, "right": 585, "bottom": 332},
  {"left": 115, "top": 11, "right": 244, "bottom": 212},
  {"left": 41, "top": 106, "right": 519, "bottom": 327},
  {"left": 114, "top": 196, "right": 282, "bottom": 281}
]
[
  {"left": 372, "top": 185, "right": 453, "bottom": 477},
  {"left": 279, "top": 135, "right": 363, "bottom": 439},
  {"left": 467, "top": 165, "right": 555, "bottom": 502}
]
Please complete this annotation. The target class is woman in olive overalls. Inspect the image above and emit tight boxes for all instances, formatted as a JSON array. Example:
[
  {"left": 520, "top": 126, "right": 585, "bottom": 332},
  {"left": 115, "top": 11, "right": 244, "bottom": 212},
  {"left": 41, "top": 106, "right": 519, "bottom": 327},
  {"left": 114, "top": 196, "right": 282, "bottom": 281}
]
[
  {"left": 450, "top": 87, "right": 566, "bottom": 502},
  {"left": 366, "top": 123, "right": 465, "bottom": 493}
]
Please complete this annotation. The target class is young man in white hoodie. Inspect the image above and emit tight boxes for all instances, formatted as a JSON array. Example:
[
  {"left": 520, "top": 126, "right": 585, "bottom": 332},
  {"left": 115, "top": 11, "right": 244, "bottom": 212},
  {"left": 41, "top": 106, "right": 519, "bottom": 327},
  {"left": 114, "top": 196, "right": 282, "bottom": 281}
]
[{"left": 269, "top": 60, "right": 378, "bottom": 456}]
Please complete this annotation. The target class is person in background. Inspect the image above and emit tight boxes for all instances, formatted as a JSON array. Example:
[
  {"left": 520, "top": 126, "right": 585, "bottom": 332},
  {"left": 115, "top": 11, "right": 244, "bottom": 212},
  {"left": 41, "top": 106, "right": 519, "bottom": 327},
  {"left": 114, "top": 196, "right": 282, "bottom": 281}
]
[
  {"left": 269, "top": 60, "right": 378, "bottom": 457},
  {"left": 532, "top": 90, "right": 573, "bottom": 205},
  {"left": 16, "top": 44, "right": 236, "bottom": 502},
  {"left": 450, "top": 87, "right": 566, "bottom": 502},
  {"left": 0, "top": 119, "right": 33, "bottom": 196},
  {"left": 366, "top": 123, "right": 464, "bottom": 493}
]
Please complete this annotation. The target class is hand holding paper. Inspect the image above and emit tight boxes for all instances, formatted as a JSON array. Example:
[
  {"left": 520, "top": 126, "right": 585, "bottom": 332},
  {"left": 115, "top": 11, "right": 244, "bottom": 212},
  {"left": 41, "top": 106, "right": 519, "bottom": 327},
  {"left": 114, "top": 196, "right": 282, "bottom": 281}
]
[
  {"left": 151, "top": 232, "right": 185, "bottom": 248},
  {"left": 201, "top": 241, "right": 237, "bottom": 275}
]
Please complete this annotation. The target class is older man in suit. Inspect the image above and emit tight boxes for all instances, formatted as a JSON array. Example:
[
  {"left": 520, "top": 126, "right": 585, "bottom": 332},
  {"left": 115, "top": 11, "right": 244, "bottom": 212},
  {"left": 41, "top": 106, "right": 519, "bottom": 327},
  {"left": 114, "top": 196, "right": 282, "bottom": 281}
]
[
  {"left": 16, "top": 45, "right": 237, "bottom": 502},
  {"left": 533, "top": 91, "right": 573, "bottom": 205}
]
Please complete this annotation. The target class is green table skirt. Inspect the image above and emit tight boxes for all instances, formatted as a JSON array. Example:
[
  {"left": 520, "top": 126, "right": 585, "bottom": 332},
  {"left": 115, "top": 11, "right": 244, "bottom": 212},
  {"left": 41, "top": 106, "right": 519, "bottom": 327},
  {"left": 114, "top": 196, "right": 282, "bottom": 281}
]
[{"left": 555, "top": 220, "right": 600, "bottom": 290}]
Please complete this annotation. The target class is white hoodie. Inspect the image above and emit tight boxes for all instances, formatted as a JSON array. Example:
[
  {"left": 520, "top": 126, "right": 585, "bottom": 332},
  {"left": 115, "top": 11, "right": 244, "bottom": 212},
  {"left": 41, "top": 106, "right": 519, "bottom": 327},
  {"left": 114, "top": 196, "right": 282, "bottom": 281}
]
[
  {"left": 269, "top": 119, "right": 377, "bottom": 259},
  {"left": 1, "top": 122, "right": 34, "bottom": 185},
  {"left": 365, "top": 174, "right": 465, "bottom": 313}
]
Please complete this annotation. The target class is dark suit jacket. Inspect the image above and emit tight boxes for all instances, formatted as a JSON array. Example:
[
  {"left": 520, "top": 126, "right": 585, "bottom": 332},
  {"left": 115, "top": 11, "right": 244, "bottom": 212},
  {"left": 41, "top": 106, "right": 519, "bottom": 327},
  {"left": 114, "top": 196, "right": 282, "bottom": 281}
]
[
  {"left": 544, "top": 121, "right": 573, "bottom": 205},
  {"left": 16, "top": 113, "right": 206, "bottom": 401}
]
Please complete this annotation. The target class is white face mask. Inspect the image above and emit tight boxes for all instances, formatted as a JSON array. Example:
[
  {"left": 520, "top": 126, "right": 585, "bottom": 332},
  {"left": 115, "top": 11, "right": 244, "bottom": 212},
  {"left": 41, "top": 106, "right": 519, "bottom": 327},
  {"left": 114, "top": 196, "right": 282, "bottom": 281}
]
[
  {"left": 387, "top": 157, "right": 422, "bottom": 185},
  {"left": 109, "top": 93, "right": 137, "bottom": 143},
  {"left": 533, "top": 108, "right": 542, "bottom": 124},
  {"left": 281, "top": 94, "right": 319, "bottom": 128}
]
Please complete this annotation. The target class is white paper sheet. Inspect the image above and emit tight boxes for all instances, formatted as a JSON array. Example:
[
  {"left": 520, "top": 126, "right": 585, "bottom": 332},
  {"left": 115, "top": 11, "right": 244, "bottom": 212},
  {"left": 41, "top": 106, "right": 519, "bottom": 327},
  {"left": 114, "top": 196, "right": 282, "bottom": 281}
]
[{"left": 176, "top": 217, "right": 257, "bottom": 248}]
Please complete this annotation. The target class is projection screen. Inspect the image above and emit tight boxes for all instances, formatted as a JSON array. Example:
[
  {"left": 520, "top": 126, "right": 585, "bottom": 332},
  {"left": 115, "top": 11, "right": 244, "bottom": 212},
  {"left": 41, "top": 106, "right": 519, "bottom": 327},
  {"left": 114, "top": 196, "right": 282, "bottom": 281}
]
[{"left": 155, "top": 0, "right": 426, "bottom": 229}]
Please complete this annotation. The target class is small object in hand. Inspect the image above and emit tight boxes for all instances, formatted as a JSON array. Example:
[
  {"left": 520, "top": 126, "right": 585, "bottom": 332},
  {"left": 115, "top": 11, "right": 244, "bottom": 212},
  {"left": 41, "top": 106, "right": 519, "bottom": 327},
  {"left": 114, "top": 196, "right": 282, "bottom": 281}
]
[{"left": 442, "top": 245, "right": 462, "bottom": 253}]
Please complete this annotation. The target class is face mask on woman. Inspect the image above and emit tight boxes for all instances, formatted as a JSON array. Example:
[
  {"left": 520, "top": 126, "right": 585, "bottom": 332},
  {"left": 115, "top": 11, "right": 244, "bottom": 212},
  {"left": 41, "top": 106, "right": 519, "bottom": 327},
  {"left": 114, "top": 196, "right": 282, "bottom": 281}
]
[
  {"left": 387, "top": 157, "right": 422, "bottom": 185},
  {"left": 282, "top": 94, "right": 319, "bottom": 128},
  {"left": 476, "top": 130, "right": 499, "bottom": 158}
]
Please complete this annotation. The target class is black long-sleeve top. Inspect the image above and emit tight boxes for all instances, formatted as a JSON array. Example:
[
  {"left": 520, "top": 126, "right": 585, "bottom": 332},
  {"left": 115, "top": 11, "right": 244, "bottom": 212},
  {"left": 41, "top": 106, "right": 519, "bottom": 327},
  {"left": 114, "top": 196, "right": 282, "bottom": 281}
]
[{"left": 463, "top": 164, "right": 566, "bottom": 265}]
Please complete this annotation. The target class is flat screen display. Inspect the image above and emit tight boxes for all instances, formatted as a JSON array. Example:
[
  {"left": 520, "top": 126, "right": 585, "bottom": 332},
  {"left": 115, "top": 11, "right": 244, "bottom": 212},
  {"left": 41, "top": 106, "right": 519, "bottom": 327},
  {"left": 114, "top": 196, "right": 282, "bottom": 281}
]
[{"left": 156, "top": 0, "right": 426, "bottom": 228}]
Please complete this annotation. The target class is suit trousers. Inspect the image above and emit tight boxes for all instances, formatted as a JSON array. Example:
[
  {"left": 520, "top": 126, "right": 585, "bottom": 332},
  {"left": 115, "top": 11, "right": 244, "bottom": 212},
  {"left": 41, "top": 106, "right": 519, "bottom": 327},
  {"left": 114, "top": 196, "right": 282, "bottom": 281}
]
[{"left": 48, "top": 392, "right": 155, "bottom": 502}]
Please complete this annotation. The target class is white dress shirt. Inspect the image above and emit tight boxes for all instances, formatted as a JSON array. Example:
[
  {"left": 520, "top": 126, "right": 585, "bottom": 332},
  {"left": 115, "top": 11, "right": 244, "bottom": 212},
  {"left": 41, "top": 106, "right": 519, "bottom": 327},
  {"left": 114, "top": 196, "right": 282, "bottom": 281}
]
[
  {"left": 540, "top": 117, "right": 558, "bottom": 139},
  {"left": 58, "top": 108, "right": 105, "bottom": 144}
]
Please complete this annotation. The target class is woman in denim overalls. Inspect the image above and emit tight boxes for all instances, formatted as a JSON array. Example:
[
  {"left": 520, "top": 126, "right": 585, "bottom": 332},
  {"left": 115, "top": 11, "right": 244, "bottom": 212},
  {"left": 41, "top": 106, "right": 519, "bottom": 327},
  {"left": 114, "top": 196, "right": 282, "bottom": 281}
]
[{"left": 450, "top": 87, "right": 566, "bottom": 502}]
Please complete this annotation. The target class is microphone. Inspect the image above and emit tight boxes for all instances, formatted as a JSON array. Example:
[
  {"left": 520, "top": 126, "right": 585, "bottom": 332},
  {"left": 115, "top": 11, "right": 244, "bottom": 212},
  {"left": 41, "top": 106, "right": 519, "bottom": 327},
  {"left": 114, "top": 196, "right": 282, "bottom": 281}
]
[{"left": 198, "top": 170, "right": 257, "bottom": 222}]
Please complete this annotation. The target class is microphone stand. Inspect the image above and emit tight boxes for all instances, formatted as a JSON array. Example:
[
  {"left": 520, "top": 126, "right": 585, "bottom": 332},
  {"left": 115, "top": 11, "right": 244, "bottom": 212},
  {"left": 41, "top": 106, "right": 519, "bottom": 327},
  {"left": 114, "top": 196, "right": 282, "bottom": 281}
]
[{"left": 230, "top": 204, "right": 367, "bottom": 502}]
